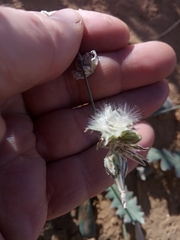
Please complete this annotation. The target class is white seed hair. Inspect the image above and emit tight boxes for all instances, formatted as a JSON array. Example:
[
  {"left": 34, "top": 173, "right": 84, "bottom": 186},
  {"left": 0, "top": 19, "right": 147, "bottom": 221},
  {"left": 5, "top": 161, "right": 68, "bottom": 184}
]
[{"left": 86, "top": 104, "right": 140, "bottom": 145}]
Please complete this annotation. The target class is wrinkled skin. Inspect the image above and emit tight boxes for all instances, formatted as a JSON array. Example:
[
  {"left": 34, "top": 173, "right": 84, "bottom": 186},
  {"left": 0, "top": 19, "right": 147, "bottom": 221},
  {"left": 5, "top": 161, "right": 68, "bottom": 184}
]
[{"left": 0, "top": 7, "right": 176, "bottom": 240}]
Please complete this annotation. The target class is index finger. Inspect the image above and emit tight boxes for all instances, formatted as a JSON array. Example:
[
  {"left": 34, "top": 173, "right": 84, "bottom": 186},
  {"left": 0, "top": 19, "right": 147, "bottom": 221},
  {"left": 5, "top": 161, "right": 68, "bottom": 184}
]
[
  {"left": 77, "top": 9, "right": 130, "bottom": 52},
  {"left": 0, "top": 8, "right": 129, "bottom": 103},
  {"left": 0, "top": 7, "right": 84, "bottom": 102}
]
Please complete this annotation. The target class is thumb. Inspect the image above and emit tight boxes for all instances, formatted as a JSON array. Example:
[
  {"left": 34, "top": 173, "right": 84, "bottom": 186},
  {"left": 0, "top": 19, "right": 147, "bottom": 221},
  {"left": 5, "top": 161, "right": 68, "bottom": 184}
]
[{"left": 0, "top": 7, "right": 84, "bottom": 101}]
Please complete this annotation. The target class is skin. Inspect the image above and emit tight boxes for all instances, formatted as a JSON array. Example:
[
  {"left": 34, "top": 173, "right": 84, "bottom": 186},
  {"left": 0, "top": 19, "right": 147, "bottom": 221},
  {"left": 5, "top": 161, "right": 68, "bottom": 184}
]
[{"left": 0, "top": 7, "right": 176, "bottom": 240}]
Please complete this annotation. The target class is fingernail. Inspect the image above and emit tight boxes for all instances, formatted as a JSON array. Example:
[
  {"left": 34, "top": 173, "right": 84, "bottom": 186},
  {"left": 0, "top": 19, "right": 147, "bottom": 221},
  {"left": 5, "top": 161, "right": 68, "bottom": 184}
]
[
  {"left": 41, "top": 10, "right": 57, "bottom": 17},
  {"left": 50, "top": 9, "right": 82, "bottom": 24}
]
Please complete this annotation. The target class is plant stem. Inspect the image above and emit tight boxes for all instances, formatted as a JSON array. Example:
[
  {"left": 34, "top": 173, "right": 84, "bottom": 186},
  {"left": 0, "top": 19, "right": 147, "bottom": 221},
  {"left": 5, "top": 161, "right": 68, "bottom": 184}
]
[
  {"left": 78, "top": 52, "right": 96, "bottom": 113},
  {"left": 111, "top": 185, "right": 135, "bottom": 224},
  {"left": 122, "top": 223, "right": 129, "bottom": 240}
]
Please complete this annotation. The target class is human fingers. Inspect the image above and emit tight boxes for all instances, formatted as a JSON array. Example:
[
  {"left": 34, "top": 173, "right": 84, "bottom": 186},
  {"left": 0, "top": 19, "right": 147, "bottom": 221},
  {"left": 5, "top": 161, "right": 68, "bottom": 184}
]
[
  {"left": 34, "top": 80, "right": 168, "bottom": 161},
  {"left": 77, "top": 9, "right": 130, "bottom": 52},
  {"left": 0, "top": 7, "right": 84, "bottom": 102},
  {"left": 23, "top": 10, "right": 130, "bottom": 117},
  {"left": 46, "top": 122, "right": 154, "bottom": 219},
  {"left": 23, "top": 41, "right": 175, "bottom": 117},
  {"left": 0, "top": 8, "right": 131, "bottom": 103}
]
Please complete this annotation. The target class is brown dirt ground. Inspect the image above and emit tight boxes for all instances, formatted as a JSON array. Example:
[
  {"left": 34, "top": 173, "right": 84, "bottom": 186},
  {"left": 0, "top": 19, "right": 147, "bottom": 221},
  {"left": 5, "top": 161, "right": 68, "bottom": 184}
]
[{"left": 1, "top": 0, "right": 180, "bottom": 239}]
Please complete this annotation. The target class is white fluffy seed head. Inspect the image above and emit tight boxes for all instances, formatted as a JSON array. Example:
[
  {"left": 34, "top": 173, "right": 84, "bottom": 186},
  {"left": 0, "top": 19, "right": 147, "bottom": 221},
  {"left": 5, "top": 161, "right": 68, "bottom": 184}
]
[{"left": 86, "top": 104, "right": 140, "bottom": 145}]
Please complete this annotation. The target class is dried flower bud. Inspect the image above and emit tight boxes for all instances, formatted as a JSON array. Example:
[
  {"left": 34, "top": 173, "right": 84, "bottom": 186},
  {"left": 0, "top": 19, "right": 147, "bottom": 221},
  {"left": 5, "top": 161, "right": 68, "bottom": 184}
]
[{"left": 72, "top": 50, "right": 99, "bottom": 80}]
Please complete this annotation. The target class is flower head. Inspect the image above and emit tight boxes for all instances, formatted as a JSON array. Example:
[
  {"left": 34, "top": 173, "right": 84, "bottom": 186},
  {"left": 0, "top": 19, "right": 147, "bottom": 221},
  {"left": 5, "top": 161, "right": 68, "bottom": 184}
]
[
  {"left": 85, "top": 103, "right": 149, "bottom": 208},
  {"left": 85, "top": 104, "right": 140, "bottom": 146}
]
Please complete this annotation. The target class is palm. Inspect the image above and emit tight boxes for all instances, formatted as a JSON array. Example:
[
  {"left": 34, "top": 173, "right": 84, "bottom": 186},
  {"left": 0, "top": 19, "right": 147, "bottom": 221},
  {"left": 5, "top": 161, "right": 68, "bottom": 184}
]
[
  {"left": 0, "top": 59, "right": 168, "bottom": 239},
  {"left": 0, "top": 93, "right": 47, "bottom": 239},
  {"left": 0, "top": 68, "right": 114, "bottom": 239}
]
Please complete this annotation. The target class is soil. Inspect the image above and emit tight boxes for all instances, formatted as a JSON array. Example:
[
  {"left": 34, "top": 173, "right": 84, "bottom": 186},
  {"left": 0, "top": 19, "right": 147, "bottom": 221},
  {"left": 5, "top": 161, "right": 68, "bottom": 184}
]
[{"left": 1, "top": 0, "right": 180, "bottom": 239}]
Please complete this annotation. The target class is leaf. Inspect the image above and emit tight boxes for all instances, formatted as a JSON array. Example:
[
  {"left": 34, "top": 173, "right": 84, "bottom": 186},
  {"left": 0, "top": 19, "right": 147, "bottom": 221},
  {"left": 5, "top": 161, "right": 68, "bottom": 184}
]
[
  {"left": 148, "top": 148, "right": 163, "bottom": 162},
  {"left": 116, "top": 194, "right": 145, "bottom": 224},
  {"left": 151, "top": 105, "right": 180, "bottom": 116},
  {"left": 173, "top": 152, "right": 180, "bottom": 178},
  {"left": 78, "top": 199, "right": 96, "bottom": 238},
  {"left": 151, "top": 97, "right": 180, "bottom": 116},
  {"left": 160, "top": 149, "right": 177, "bottom": 172},
  {"left": 148, "top": 148, "right": 180, "bottom": 177},
  {"left": 106, "top": 185, "right": 144, "bottom": 224}
]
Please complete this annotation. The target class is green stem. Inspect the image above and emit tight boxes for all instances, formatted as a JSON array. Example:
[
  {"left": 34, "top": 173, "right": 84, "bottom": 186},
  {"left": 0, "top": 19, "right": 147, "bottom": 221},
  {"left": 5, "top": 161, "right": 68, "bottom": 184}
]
[{"left": 122, "top": 223, "right": 129, "bottom": 240}]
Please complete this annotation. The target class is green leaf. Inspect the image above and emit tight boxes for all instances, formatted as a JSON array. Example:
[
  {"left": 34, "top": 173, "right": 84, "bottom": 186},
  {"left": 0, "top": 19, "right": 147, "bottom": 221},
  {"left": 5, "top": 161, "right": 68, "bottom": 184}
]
[
  {"left": 116, "top": 194, "right": 144, "bottom": 224},
  {"left": 160, "top": 149, "right": 176, "bottom": 171},
  {"left": 78, "top": 199, "right": 96, "bottom": 238},
  {"left": 151, "top": 97, "right": 180, "bottom": 117},
  {"left": 151, "top": 105, "right": 180, "bottom": 116},
  {"left": 173, "top": 152, "right": 180, "bottom": 178},
  {"left": 106, "top": 185, "right": 144, "bottom": 224},
  {"left": 148, "top": 147, "right": 163, "bottom": 162},
  {"left": 119, "top": 130, "right": 142, "bottom": 144},
  {"left": 148, "top": 148, "right": 180, "bottom": 177}
]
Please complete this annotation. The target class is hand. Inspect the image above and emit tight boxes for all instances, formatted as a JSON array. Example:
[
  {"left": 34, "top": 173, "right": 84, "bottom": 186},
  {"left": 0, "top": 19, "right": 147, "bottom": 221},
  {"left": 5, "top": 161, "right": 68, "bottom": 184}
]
[{"left": 0, "top": 7, "right": 176, "bottom": 240}]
